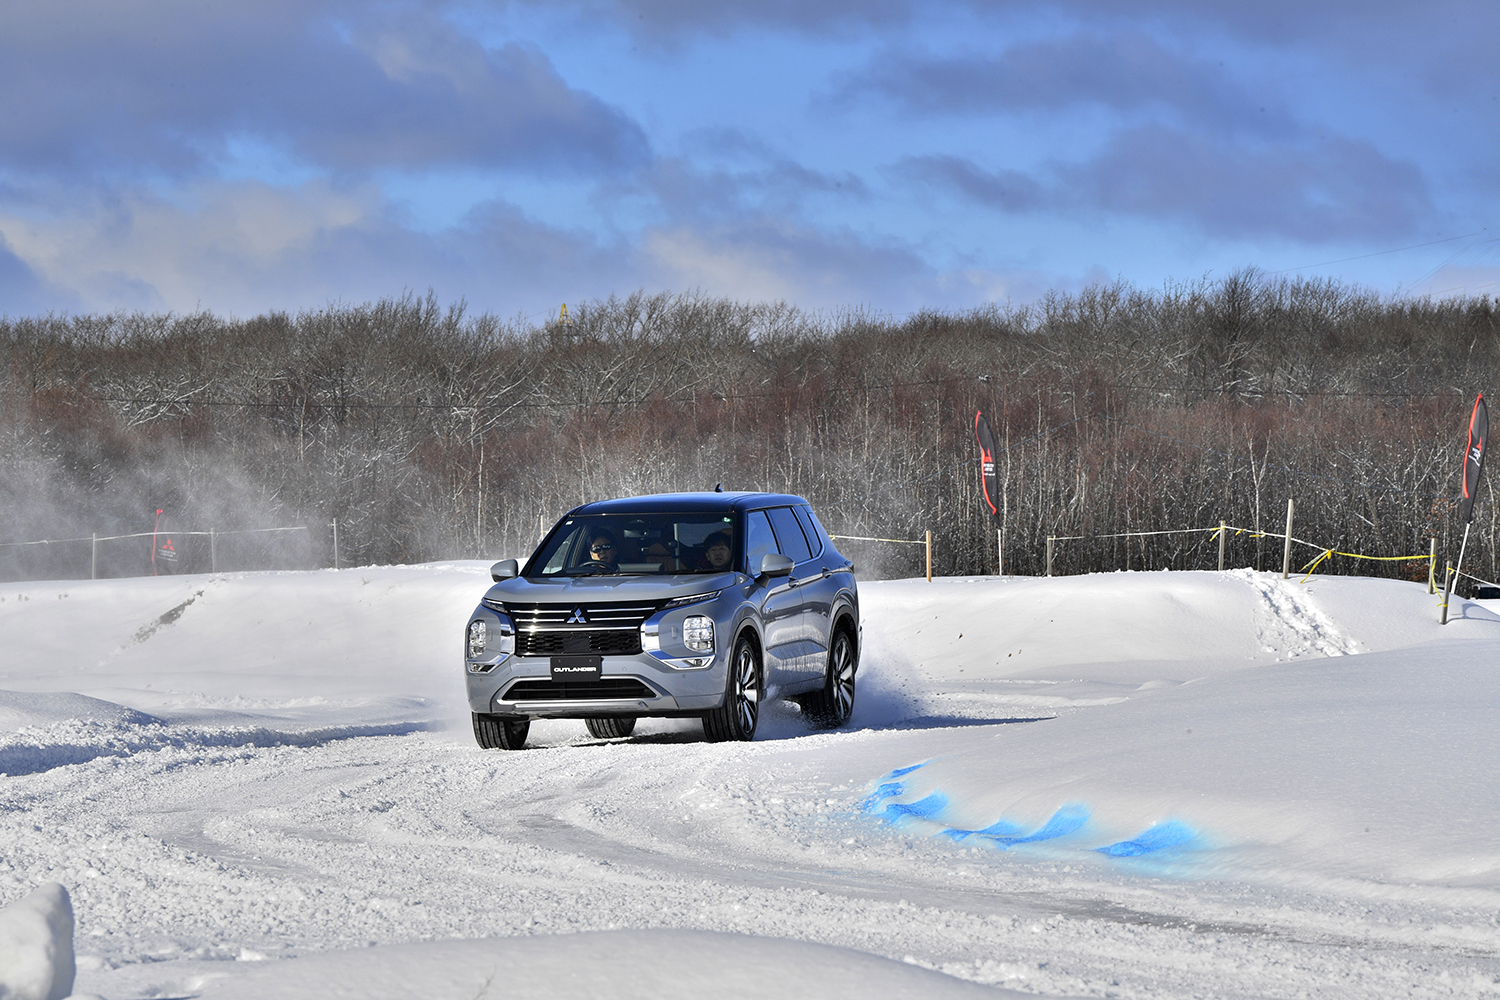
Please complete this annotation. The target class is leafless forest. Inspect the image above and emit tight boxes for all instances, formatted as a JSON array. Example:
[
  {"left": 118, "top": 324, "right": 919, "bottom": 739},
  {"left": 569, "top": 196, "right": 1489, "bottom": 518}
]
[{"left": 3, "top": 272, "right": 1498, "bottom": 584}]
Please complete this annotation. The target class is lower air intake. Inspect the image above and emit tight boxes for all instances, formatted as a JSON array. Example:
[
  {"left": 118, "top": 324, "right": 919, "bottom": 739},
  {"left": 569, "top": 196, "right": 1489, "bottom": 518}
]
[{"left": 503, "top": 679, "right": 658, "bottom": 701}]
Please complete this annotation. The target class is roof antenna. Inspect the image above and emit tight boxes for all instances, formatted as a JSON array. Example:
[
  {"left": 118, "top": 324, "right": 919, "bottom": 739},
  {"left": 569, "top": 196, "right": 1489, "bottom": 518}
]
[{"left": 714, "top": 483, "right": 723, "bottom": 493}]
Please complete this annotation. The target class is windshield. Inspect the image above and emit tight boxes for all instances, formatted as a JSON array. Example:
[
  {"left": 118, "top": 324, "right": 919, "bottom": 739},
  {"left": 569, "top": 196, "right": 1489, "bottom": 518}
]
[{"left": 527, "top": 513, "right": 739, "bottom": 577}]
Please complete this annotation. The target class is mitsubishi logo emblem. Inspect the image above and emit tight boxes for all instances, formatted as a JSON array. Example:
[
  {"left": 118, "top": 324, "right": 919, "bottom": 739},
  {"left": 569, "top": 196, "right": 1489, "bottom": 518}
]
[{"left": 566, "top": 607, "right": 587, "bottom": 625}]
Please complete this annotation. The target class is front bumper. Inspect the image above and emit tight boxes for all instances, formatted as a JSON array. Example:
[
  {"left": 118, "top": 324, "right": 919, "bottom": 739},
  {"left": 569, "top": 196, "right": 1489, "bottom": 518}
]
[
  {"left": 465, "top": 650, "right": 727, "bottom": 717},
  {"left": 464, "top": 595, "right": 742, "bottom": 719}
]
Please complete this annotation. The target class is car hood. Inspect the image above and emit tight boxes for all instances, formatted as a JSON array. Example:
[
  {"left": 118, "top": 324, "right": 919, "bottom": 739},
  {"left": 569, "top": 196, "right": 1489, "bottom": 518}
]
[{"left": 483, "top": 571, "right": 742, "bottom": 605}]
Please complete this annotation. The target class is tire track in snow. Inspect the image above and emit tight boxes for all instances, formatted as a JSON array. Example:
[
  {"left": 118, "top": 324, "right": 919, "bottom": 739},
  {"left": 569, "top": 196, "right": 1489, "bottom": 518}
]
[
  {"left": 11, "top": 724, "right": 1500, "bottom": 1000},
  {"left": 0, "top": 718, "right": 435, "bottom": 777},
  {"left": 1228, "top": 569, "right": 1358, "bottom": 659}
]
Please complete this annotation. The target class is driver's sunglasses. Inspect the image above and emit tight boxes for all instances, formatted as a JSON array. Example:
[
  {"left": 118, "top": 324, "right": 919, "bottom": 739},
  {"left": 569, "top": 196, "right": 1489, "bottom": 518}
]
[{"left": 590, "top": 543, "right": 614, "bottom": 553}]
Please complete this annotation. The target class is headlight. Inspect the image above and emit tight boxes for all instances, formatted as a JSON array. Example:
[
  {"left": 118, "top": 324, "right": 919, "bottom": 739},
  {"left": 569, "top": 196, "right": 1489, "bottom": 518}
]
[
  {"left": 468, "top": 620, "right": 487, "bottom": 658},
  {"left": 683, "top": 615, "right": 714, "bottom": 652}
]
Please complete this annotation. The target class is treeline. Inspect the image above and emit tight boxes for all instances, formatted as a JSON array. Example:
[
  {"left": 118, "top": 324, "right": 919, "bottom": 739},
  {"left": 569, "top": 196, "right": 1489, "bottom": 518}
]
[{"left": 2, "top": 272, "right": 1497, "bottom": 584}]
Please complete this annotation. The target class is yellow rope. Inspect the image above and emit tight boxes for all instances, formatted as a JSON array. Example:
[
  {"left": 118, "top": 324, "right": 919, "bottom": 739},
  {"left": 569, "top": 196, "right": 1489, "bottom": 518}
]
[{"left": 1298, "top": 548, "right": 1432, "bottom": 583}]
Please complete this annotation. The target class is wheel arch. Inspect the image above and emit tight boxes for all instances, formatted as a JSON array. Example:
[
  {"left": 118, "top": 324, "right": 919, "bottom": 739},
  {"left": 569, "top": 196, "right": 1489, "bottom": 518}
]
[
  {"left": 831, "top": 604, "right": 859, "bottom": 667},
  {"left": 733, "top": 612, "right": 764, "bottom": 660}
]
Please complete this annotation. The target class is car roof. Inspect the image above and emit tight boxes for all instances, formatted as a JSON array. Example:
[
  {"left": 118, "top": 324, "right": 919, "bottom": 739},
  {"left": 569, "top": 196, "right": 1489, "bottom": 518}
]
[{"left": 569, "top": 491, "right": 809, "bottom": 515}]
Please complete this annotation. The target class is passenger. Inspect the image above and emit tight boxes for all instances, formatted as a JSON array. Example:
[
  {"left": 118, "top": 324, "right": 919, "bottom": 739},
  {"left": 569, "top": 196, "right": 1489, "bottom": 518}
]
[
  {"left": 643, "top": 538, "right": 682, "bottom": 572},
  {"left": 586, "top": 530, "right": 619, "bottom": 572},
  {"left": 696, "top": 531, "right": 733, "bottom": 572}
]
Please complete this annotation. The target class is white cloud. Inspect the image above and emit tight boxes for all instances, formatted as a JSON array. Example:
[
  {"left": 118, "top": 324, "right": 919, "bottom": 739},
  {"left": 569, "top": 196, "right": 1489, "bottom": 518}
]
[
  {"left": 642, "top": 228, "right": 805, "bottom": 302},
  {"left": 1, "top": 176, "right": 1066, "bottom": 317},
  {"left": 0, "top": 181, "right": 383, "bottom": 313}
]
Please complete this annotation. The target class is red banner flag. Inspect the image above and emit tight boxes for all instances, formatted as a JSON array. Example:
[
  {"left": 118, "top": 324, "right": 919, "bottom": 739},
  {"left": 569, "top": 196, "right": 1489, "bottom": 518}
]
[
  {"left": 975, "top": 411, "right": 999, "bottom": 518},
  {"left": 1461, "top": 394, "right": 1488, "bottom": 524}
]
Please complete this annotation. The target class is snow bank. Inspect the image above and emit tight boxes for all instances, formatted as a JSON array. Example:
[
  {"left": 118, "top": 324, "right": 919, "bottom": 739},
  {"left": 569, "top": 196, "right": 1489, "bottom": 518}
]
[
  {"left": 0, "top": 691, "right": 158, "bottom": 731},
  {"left": 196, "top": 929, "right": 1044, "bottom": 999},
  {"left": 0, "top": 882, "right": 75, "bottom": 1000},
  {"left": 0, "top": 564, "right": 491, "bottom": 719},
  {"left": 857, "top": 573, "right": 1500, "bottom": 893},
  {"left": 1295, "top": 572, "right": 1500, "bottom": 651},
  {"left": 859, "top": 569, "right": 1496, "bottom": 689}
]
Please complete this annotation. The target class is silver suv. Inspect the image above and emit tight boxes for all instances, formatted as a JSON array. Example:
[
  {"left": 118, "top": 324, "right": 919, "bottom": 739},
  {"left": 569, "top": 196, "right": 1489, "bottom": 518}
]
[{"left": 463, "top": 492, "right": 859, "bottom": 749}]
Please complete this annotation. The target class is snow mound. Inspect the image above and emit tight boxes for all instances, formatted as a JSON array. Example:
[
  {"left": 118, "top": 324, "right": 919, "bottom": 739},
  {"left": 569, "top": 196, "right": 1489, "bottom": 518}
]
[
  {"left": 195, "top": 929, "right": 1048, "bottom": 999},
  {"left": 859, "top": 571, "right": 1486, "bottom": 688},
  {"left": 0, "top": 690, "right": 160, "bottom": 731},
  {"left": 0, "top": 564, "right": 489, "bottom": 714},
  {"left": 859, "top": 636, "right": 1500, "bottom": 890},
  {"left": 0, "top": 882, "right": 75, "bottom": 1000},
  {"left": 1296, "top": 572, "right": 1500, "bottom": 651}
]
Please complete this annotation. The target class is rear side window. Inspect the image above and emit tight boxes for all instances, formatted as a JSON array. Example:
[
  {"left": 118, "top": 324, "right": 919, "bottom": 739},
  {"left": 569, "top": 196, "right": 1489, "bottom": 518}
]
[
  {"left": 744, "top": 510, "right": 779, "bottom": 573},
  {"left": 767, "top": 507, "right": 813, "bottom": 562},
  {"left": 792, "top": 506, "right": 824, "bottom": 556}
]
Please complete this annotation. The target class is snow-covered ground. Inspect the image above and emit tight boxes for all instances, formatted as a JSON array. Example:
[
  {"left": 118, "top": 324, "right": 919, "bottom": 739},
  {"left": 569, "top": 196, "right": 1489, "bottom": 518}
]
[{"left": 4, "top": 563, "right": 1500, "bottom": 998}]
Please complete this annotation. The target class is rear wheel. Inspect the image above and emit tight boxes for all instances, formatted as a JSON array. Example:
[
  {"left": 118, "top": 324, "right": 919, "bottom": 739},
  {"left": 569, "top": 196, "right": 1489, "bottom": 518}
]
[
  {"left": 702, "top": 636, "right": 761, "bottom": 742},
  {"left": 473, "top": 712, "right": 529, "bottom": 750},
  {"left": 803, "top": 627, "right": 856, "bottom": 728},
  {"left": 584, "top": 716, "right": 637, "bottom": 739}
]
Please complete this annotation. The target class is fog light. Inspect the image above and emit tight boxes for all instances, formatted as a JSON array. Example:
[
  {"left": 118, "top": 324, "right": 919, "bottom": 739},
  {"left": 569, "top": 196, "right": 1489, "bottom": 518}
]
[
  {"left": 468, "top": 620, "right": 487, "bottom": 658},
  {"left": 683, "top": 615, "right": 713, "bottom": 652}
]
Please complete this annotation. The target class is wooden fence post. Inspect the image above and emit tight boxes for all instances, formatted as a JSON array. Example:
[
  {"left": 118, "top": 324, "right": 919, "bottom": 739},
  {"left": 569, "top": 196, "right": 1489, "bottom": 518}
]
[
  {"left": 1218, "top": 520, "right": 1226, "bottom": 572},
  {"left": 1442, "top": 523, "right": 1473, "bottom": 626},
  {"left": 1281, "top": 499, "right": 1294, "bottom": 580},
  {"left": 332, "top": 518, "right": 340, "bottom": 571},
  {"left": 925, "top": 530, "right": 932, "bottom": 583},
  {"left": 91, "top": 533, "right": 97, "bottom": 580},
  {"left": 1428, "top": 537, "right": 1437, "bottom": 594},
  {"left": 1046, "top": 536, "right": 1054, "bottom": 577},
  {"left": 210, "top": 529, "right": 217, "bottom": 574}
]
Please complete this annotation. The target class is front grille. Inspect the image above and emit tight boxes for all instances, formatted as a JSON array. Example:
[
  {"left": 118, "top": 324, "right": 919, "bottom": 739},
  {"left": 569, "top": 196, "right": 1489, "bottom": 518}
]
[
  {"left": 517, "top": 631, "right": 642, "bottom": 656},
  {"left": 503, "top": 601, "right": 660, "bottom": 658},
  {"left": 503, "top": 679, "right": 659, "bottom": 701}
]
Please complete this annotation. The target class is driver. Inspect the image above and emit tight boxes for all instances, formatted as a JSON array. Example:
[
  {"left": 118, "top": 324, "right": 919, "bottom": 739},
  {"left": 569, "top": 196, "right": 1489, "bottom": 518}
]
[{"left": 586, "top": 530, "right": 619, "bottom": 572}]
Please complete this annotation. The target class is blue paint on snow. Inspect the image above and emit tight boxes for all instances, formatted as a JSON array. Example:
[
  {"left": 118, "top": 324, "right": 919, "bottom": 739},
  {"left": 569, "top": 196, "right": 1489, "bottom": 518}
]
[
  {"left": 977, "top": 802, "right": 1091, "bottom": 848},
  {"left": 859, "top": 781, "right": 906, "bottom": 812},
  {"left": 934, "top": 803, "right": 1089, "bottom": 847},
  {"left": 858, "top": 766, "right": 1206, "bottom": 866},
  {"left": 882, "top": 792, "right": 949, "bottom": 821},
  {"left": 942, "top": 817, "right": 1024, "bottom": 841},
  {"left": 859, "top": 762, "right": 930, "bottom": 812},
  {"left": 1097, "top": 820, "right": 1197, "bottom": 857}
]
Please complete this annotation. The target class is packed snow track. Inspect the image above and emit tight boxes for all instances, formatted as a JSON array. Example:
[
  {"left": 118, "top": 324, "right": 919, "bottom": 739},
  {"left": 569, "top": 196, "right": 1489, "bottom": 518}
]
[{"left": 4, "top": 565, "right": 1500, "bottom": 999}]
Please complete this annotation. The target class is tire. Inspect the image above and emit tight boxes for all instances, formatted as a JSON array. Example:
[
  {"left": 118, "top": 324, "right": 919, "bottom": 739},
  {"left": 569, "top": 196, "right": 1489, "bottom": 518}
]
[
  {"left": 584, "top": 716, "right": 637, "bottom": 739},
  {"left": 803, "top": 626, "right": 856, "bottom": 728},
  {"left": 702, "top": 635, "right": 761, "bottom": 743},
  {"left": 473, "top": 712, "right": 529, "bottom": 750}
]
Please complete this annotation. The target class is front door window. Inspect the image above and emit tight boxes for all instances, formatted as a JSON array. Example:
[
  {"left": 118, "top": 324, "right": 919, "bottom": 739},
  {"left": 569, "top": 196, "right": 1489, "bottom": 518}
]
[{"left": 744, "top": 509, "right": 778, "bottom": 575}]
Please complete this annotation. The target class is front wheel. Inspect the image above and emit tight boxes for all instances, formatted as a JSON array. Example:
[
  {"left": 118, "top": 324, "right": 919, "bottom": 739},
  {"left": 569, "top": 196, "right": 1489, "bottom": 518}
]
[
  {"left": 702, "top": 636, "right": 761, "bottom": 742},
  {"left": 585, "top": 716, "right": 637, "bottom": 739},
  {"left": 803, "top": 627, "right": 856, "bottom": 728},
  {"left": 473, "top": 712, "right": 529, "bottom": 750}
]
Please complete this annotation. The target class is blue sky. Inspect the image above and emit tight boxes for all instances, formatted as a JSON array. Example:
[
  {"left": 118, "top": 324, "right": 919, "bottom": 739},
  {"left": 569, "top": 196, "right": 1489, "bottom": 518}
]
[{"left": 1, "top": 0, "right": 1495, "bottom": 319}]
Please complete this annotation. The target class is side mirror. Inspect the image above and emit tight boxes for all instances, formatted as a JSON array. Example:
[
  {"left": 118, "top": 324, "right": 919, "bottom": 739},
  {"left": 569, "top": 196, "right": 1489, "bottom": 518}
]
[
  {"left": 490, "top": 559, "right": 519, "bottom": 581},
  {"left": 758, "top": 553, "right": 794, "bottom": 578}
]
